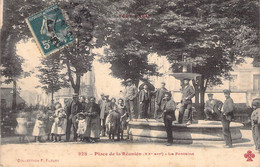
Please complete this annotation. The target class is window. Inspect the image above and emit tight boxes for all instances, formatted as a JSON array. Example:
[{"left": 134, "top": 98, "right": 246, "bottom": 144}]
[
  {"left": 229, "top": 75, "right": 238, "bottom": 90},
  {"left": 253, "top": 74, "right": 260, "bottom": 91}
]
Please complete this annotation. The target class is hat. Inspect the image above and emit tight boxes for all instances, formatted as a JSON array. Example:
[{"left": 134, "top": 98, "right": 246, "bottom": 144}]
[
  {"left": 161, "top": 82, "right": 166, "bottom": 84},
  {"left": 223, "top": 89, "right": 231, "bottom": 94},
  {"left": 72, "top": 93, "right": 79, "bottom": 97},
  {"left": 163, "top": 91, "right": 172, "bottom": 98},
  {"left": 252, "top": 98, "right": 260, "bottom": 108},
  {"left": 100, "top": 93, "right": 104, "bottom": 96},
  {"left": 207, "top": 93, "right": 214, "bottom": 96},
  {"left": 126, "top": 78, "right": 132, "bottom": 83},
  {"left": 183, "top": 78, "right": 190, "bottom": 81},
  {"left": 104, "top": 94, "right": 109, "bottom": 97}
]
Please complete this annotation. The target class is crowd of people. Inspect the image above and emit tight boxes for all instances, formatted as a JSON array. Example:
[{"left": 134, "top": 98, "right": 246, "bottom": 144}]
[{"left": 12, "top": 78, "right": 260, "bottom": 152}]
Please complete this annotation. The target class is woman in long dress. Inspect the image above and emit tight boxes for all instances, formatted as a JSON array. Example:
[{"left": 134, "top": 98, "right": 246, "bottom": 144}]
[{"left": 84, "top": 97, "right": 101, "bottom": 143}]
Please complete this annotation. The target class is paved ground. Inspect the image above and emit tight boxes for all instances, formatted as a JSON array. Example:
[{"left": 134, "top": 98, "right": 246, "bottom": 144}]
[{"left": 1, "top": 129, "right": 259, "bottom": 167}]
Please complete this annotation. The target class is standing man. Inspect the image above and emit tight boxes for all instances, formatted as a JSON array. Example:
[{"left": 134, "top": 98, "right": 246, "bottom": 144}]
[
  {"left": 124, "top": 79, "right": 138, "bottom": 121},
  {"left": 154, "top": 82, "right": 168, "bottom": 119},
  {"left": 161, "top": 92, "right": 176, "bottom": 146},
  {"left": 139, "top": 84, "right": 151, "bottom": 119},
  {"left": 178, "top": 78, "right": 195, "bottom": 125},
  {"left": 98, "top": 93, "right": 105, "bottom": 107},
  {"left": 79, "top": 96, "right": 88, "bottom": 112},
  {"left": 251, "top": 98, "right": 260, "bottom": 153},
  {"left": 204, "top": 94, "right": 223, "bottom": 121},
  {"left": 65, "top": 93, "right": 82, "bottom": 142},
  {"left": 100, "top": 95, "right": 110, "bottom": 136},
  {"left": 221, "top": 89, "right": 234, "bottom": 148}
]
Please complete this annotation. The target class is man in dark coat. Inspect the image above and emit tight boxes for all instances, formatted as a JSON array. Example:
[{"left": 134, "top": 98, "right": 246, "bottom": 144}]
[
  {"left": 154, "top": 82, "right": 168, "bottom": 119},
  {"left": 124, "top": 79, "right": 138, "bottom": 120},
  {"left": 204, "top": 93, "right": 223, "bottom": 121},
  {"left": 221, "top": 89, "right": 234, "bottom": 148},
  {"left": 65, "top": 93, "right": 82, "bottom": 142},
  {"left": 139, "top": 84, "right": 151, "bottom": 119},
  {"left": 178, "top": 79, "right": 195, "bottom": 125},
  {"left": 161, "top": 92, "right": 176, "bottom": 146}
]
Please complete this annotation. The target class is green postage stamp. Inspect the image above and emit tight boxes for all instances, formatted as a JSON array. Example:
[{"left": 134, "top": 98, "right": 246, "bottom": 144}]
[{"left": 26, "top": 4, "right": 74, "bottom": 56}]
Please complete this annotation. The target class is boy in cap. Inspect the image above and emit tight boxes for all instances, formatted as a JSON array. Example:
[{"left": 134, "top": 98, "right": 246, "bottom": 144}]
[{"left": 221, "top": 89, "right": 234, "bottom": 148}]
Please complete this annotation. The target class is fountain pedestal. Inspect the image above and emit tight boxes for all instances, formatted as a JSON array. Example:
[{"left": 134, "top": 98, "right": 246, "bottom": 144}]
[{"left": 128, "top": 119, "right": 243, "bottom": 144}]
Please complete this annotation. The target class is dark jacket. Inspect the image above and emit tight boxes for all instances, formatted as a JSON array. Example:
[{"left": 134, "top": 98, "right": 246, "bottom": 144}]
[
  {"left": 66, "top": 100, "right": 81, "bottom": 116},
  {"left": 161, "top": 99, "right": 176, "bottom": 121},
  {"left": 181, "top": 85, "right": 195, "bottom": 104},
  {"left": 222, "top": 97, "right": 234, "bottom": 121},
  {"left": 154, "top": 87, "right": 168, "bottom": 105},
  {"left": 139, "top": 89, "right": 151, "bottom": 102}
]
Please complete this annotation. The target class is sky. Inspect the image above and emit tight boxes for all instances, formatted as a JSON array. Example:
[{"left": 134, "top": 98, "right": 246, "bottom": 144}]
[{"left": 16, "top": 38, "right": 124, "bottom": 97}]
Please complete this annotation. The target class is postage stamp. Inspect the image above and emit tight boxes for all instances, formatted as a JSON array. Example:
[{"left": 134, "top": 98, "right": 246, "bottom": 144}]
[{"left": 26, "top": 4, "right": 74, "bottom": 56}]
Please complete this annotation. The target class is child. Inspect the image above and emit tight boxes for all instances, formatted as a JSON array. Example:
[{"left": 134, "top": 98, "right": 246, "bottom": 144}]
[
  {"left": 106, "top": 98, "right": 120, "bottom": 141},
  {"left": 45, "top": 105, "right": 55, "bottom": 141},
  {"left": 117, "top": 98, "right": 128, "bottom": 140},
  {"left": 51, "top": 103, "right": 67, "bottom": 142},
  {"left": 76, "top": 113, "right": 87, "bottom": 142},
  {"left": 32, "top": 110, "right": 47, "bottom": 142},
  {"left": 15, "top": 111, "right": 29, "bottom": 142}
]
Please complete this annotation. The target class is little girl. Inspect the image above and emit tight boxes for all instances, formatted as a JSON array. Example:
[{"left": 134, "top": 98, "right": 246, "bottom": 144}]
[
  {"left": 117, "top": 98, "right": 128, "bottom": 140},
  {"left": 76, "top": 113, "right": 87, "bottom": 142},
  {"left": 51, "top": 103, "right": 67, "bottom": 142},
  {"left": 32, "top": 110, "right": 47, "bottom": 142},
  {"left": 15, "top": 111, "right": 29, "bottom": 142}
]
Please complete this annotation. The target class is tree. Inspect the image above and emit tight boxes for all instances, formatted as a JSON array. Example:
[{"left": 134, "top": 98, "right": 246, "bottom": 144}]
[
  {"left": 93, "top": 0, "right": 259, "bottom": 118},
  {"left": 36, "top": 54, "right": 70, "bottom": 105}
]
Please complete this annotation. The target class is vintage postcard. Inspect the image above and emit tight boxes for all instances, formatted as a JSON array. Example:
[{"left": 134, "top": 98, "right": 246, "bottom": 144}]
[{"left": 1, "top": 0, "right": 259, "bottom": 167}]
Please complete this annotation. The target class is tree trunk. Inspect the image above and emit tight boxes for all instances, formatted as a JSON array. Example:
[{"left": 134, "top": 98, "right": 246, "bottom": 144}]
[
  {"left": 51, "top": 89, "right": 54, "bottom": 105},
  {"left": 74, "top": 74, "right": 81, "bottom": 94},
  {"left": 192, "top": 79, "right": 200, "bottom": 112},
  {"left": 12, "top": 79, "right": 17, "bottom": 111},
  {"left": 199, "top": 77, "right": 208, "bottom": 119}
]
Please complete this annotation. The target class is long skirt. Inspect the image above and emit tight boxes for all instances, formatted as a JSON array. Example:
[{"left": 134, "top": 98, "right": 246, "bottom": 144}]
[{"left": 84, "top": 116, "right": 100, "bottom": 138}]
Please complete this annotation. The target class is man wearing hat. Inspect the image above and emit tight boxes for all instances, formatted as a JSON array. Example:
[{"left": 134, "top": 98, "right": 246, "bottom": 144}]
[
  {"left": 65, "top": 93, "right": 82, "bottom": 142},
  {"left": 178, "top": 78, "right": 195, "bottom": 125},
  {"left": 100, "top": 94, "right": 110, "bottom": 136},
  {"left": 139, "top": 84, "right": 152, "bottom": 119},
  {"left": 124, "top": 79, "right": 138, "bottom": 120},
  {"left": 221, "top": 89, "right": 234, "bottom": 148},
  {"left": 204, "top": 93, "right": 223, "bottom": 121},
  {"left": 154, "top": 82, "right": 168, "bottom": 119},
  {"left": 160, "top": 92, "right": 176, "bottom": 146},
  {"left": 251, "top": 98, "right": 260, "bottom": 153}
]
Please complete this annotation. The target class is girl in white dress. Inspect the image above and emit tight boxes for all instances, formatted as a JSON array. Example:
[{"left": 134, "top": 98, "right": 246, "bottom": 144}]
[
  {"left": 32, "top": 110, "right": 47, "bottom": 142},
  {"left": 76, "top": 113, "right": 87, "bottom": 142},
  {"left": 15, "top": 111, "right": 29, "bottom": 142},
  {"left": 51, "top": 103, "right": 67, "bottom": 142}
]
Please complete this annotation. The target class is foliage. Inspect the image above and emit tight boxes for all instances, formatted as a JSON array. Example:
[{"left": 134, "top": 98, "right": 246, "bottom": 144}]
[{"left": 36, "top": 54, "right": 70, "bottom": 97}]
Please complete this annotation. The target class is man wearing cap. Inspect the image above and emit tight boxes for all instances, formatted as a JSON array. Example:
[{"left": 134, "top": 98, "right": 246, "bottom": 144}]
[
  {"left": 221, "top": 89, "right": 234, "bottom": 148},
  {"left": 100, "top": 95, "right": 110, "bottom": 136},
  {"left": 154, "top": 82, "right": 168, "bottom": 119},
  {"left": 251, "top": 98, "right": 260, "bottom": 153},
  {"left": 139, "top": 84, "right": 152, "bottom": 119},
  {"left": 65, "top": 93, "right": 82, "bottom": 142},
  {"left": 178, "top": 79, "right": 195, "bottom": 125},
  {"left": 160, "top": 92, "right": 176, "bottom": 146},
  {"left": 98, "top": 93, "right": 105, "bottom": 107},
  {"left": 204, "top": 93, "right": 223, "bottom": 121},
  {"left": 124, "top": 79, "right": 138, "bottom": 120}
]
